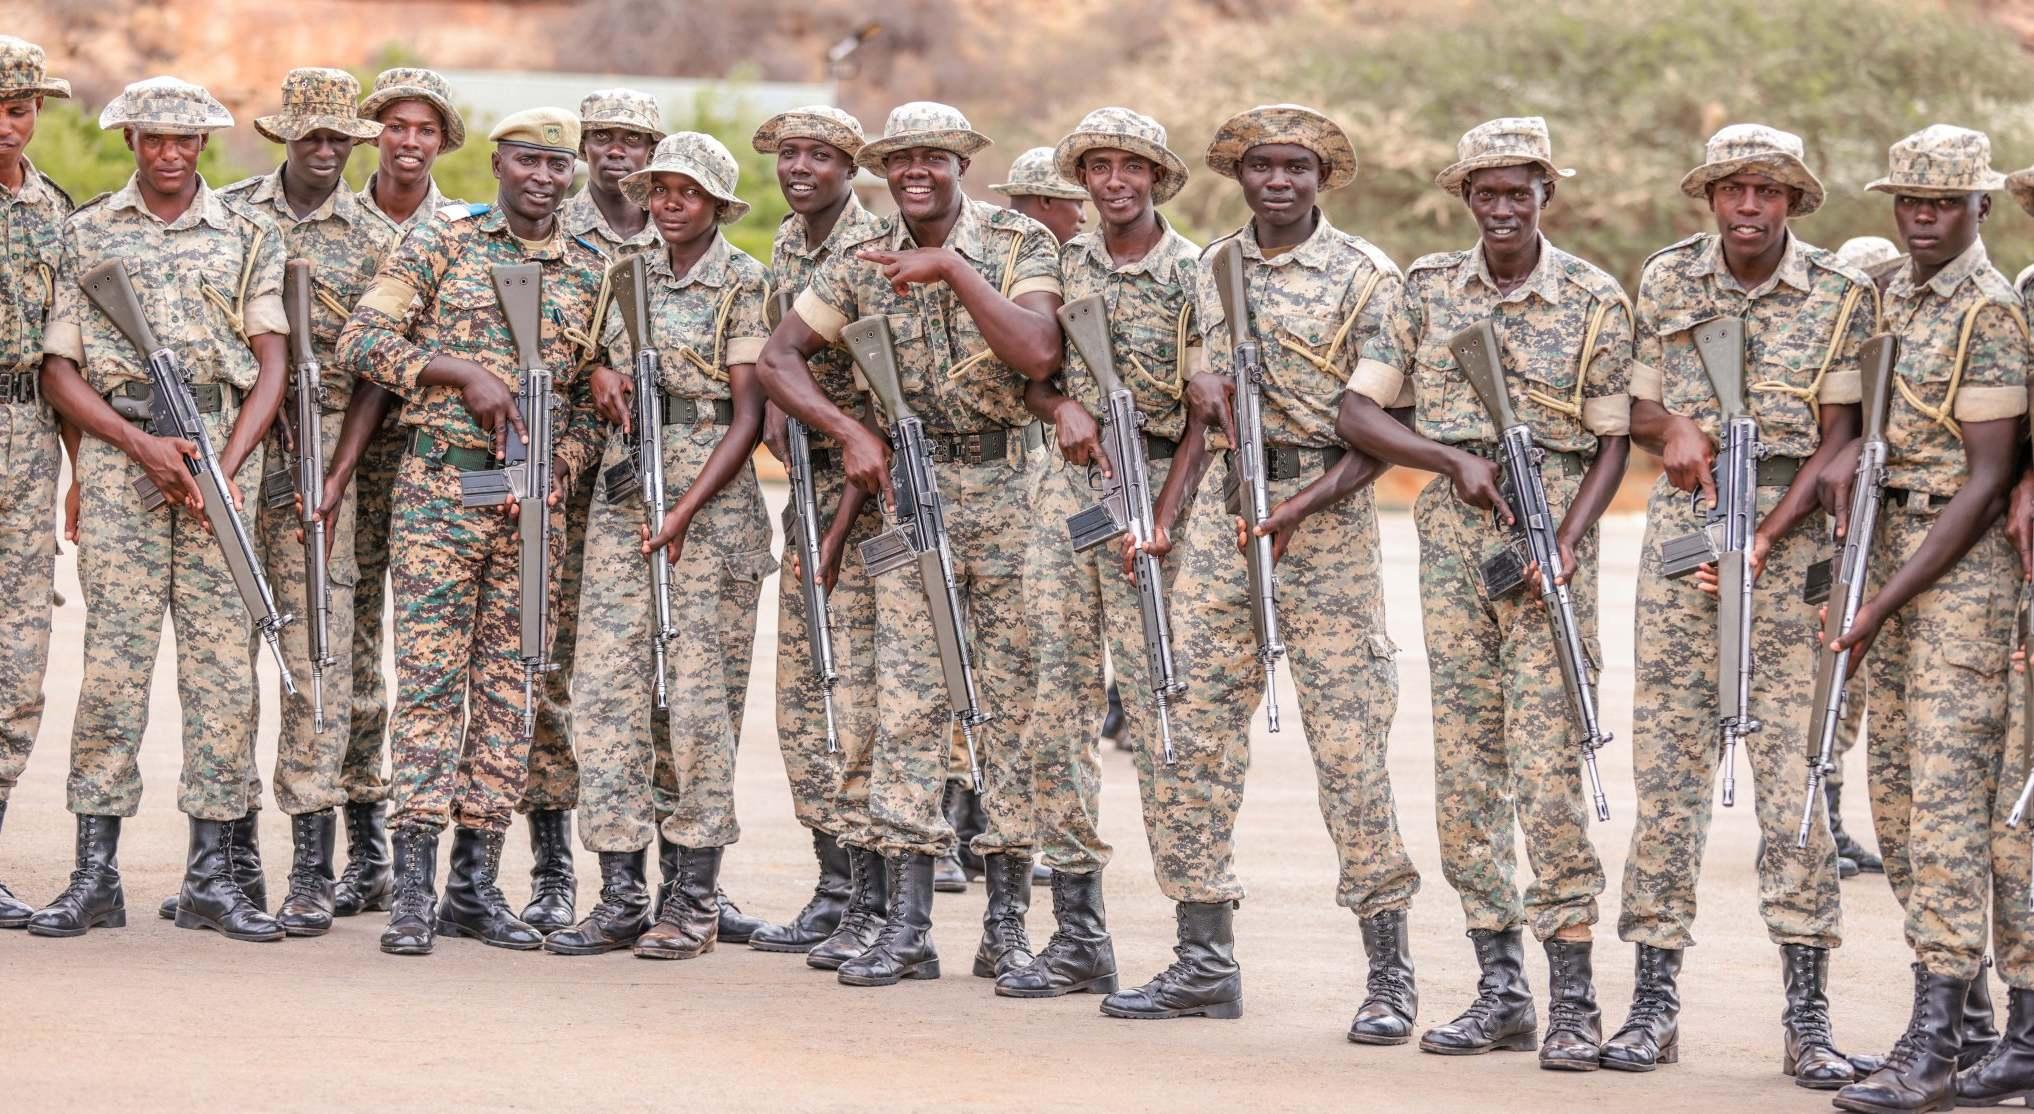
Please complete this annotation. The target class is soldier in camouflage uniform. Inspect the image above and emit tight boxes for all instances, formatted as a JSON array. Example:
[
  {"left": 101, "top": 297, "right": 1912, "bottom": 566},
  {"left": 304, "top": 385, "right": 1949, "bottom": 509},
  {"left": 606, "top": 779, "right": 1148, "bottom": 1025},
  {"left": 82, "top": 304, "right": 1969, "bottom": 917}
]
[
  {"left": 999, "top": 107, "right": 1200, "bottom": 1000},
  {"left": 1337, "top": 119, "right": 1628, "bottom": 1065},
  {"left": 30, "top": 77, "right": 289, "bottom": 944},
  {"left": 542, "top": 133, "right": 770, "bottom": 959},
  {"left": 332, "top": 66, "right": 466, "bottom": 920},
  {"left": 0, "top": 36, "right": 72, "bottom": 930},
  {"left": 743, "top": 105, "right": 890, "bottom": 961},
  {"left": 337, "top": 107, "right": 608, "bottom": 957},
  {"left": 1823, "top": 126, "right": 2030, "bottom": 1114},
  {"left": 756, "top": 102, "right": 1064, "bottom": 988},
  {"left": 991, "top": 146, "right": 1087, "bottom": 248},
  {"left": 1101, "top": 105, "right": 1421, "bottom": 1024},
  {"left": 1593, "top": 125, "right": 1879, "bottom": 1083}
]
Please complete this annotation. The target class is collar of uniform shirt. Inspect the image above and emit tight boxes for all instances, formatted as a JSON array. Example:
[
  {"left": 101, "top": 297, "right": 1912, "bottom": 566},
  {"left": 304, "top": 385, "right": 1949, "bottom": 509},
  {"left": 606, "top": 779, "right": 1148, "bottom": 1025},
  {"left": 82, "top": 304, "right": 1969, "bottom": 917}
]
[
  {"left": 1455, "top": 232, "right": 1564, "bottom": 304},
  {"left": 1067, "top": 211, "right": 1187, "bottom": 281},
  {"left": 107, "top": 172, "right": 235, "bottom": 232},
  {"left": 888, "top": 194, "right": 999, "bottom": 265},
  {"left": 1690, "top": 229, "right": 1812, "bottom": 299},
  {"left": 648, "top": 228, "right": 736, "bottom": 289},
  {"left": 242, "top": 164, "right": 361, "bottom": 225},
  {"left": 0, "top": 155, "right": 56, "bottom": 206},
  {"left": 786, "top": 195, "right": 871, "bottom": 261},
  {"left": 1238, "top": 207, "right": 1339, "bottom": 270}
]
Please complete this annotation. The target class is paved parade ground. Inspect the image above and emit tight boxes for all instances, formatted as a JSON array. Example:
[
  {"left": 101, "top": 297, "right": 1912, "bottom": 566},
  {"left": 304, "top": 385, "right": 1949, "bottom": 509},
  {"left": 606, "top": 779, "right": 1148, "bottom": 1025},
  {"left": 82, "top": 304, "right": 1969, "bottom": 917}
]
[{"left": 0, "top": 488, "right": 1927, "bottom": 1112}]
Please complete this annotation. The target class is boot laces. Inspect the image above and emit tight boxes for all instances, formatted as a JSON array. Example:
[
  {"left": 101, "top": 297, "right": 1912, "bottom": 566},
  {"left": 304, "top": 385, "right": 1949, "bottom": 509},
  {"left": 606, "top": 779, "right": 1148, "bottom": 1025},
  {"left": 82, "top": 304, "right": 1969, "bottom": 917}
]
[
  {"left": 1364, "top": 921, "right": 1411, "bottom": 1003},
  {"left": 1875, "top": 980, "right": 1932, "bottom": 1071}
]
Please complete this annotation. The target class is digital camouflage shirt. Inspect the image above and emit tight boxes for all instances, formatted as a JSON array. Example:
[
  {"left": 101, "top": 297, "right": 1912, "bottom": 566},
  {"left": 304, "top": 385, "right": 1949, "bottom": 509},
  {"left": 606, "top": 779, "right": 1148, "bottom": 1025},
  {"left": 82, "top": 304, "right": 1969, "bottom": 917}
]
[
  {"left": 1630, "top": 232, "right": 1876, "bottom": 461},
  {"left": 1351, "top": 234, "right": 1632, "bottom": 455},
  {"left": 0, "top": 156, "right": 70, "bottom": 374},
  {"left": 600, "top": 231, "right": 769, "bottom": 403},
  {"left": 357, "top": 172, "right": 455, "bottom": 239},
  {"left": 1057, "top": 214, "right": 1202, "bottom": 443},
  {"left": 792, "top": 196, "right": 1062, "bottom": 433},
  {"left": 768, "top": 197, "right": 887, "bottom": 412},
  {"left": 561, "top": 189, "right": 659, "bottom": 261},
  {"left": 44, "top": 175, "right": 286, "bottom": 395}
]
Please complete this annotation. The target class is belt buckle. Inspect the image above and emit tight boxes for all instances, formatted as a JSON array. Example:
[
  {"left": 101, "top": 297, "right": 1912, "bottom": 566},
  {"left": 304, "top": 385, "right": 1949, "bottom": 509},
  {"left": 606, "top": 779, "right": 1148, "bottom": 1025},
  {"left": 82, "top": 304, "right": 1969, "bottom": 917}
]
[
  {"left": 962, "top": 434, "right": 985, "bottom": 466},
  {"left": 8, "top": 372, "right": 29, "bottom": 405},
  {"left": 424, "top": 435, "right": 449, "bottom": 466}
]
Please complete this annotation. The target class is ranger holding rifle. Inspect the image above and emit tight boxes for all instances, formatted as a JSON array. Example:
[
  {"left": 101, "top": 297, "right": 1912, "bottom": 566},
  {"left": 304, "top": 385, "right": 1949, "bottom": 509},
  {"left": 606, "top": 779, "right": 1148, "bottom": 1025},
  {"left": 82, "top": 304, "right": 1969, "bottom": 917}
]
[
  {"left": 1010, "top": 107, "right": 1202, "bottom": 1001},
  {"left": 338, "top": 108, "right": 607, "bottom": 958},
  {"left": 755, "top": 102, "right": 1064, "bottom": 990},
  {"left": 1103, "top": 104, "right": 1419, "bottom": 1026},
  {"left": 31, "top": 77, "right": 289, "bottom": 943},
  {"left": 1339, "top": 118, "right": 1630, "bottom": 1067}
]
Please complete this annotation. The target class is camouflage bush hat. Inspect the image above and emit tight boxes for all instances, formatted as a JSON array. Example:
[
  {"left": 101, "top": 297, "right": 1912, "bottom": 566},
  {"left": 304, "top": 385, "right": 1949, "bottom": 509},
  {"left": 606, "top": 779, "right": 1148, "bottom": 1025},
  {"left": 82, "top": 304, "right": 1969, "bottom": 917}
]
[
  {"left": 751, "top": 104, "right": 866, "bottom": 158},
  {"left": 2009, "top": 166, "right": 2034, "bottom": 218},
  {"left": 1053, "top": 106, "right": 1190, "bottom": 205},
  {"left": 0, "top": 36, "right": 70, "bottom": 100},
  {"left": 621, "top": 131, "right": 750, "bottom": 223},
  {"left": 989, "top": 147, "right": 1086, "bottom": 199},
  {"left": 579, "top": 88, "right": 666, "bottom": 143},
  {"left": 98, "top": 75, "right": 233, "bottom": 136},
  {"left": 254, "top": 67, "right": 381, "bottom": 144},
  {"left": 1678, "top": 123, "right": 1825, "bottom": 216},
  {"left": 1866, "top": 124, "right": 2006, "bottom": 198},
  {"left": 1434, "top": 116, "right": 1574, "bottom": 193},
  {"left": 855, "top": 101, "right": 992, "bottom": 173},
  {"left": 1204, "top": 103, "right": 1357, "bottom": 191},
  {"left": 1835, "top": 235, "right": 1901, "bottom": 270},
  {"left": 489, "top": 107, "right": 580, "bottom": 156},
  {"left": 358, "top": 67, "right": 465, "bottom": 153}
]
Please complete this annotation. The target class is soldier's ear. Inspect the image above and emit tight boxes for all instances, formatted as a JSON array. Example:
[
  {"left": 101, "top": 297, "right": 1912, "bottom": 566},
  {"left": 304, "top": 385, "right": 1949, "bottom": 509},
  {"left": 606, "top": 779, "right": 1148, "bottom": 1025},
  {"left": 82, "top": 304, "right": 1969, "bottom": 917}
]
[
  {"left": 1979, "top": 194, "right": 1993, "bottom": 222},
  {"left": 123, "top": 127, "right": 136, "bottom": 154},
  {"left": 1540, "top": 177, "right": 1555, "bottom": 209},
  {"left": 955, "top": 156, "right": 970, "bottom": 177},
  {"left": 490, "top": 150, "right": 503, "bottom": 182}
]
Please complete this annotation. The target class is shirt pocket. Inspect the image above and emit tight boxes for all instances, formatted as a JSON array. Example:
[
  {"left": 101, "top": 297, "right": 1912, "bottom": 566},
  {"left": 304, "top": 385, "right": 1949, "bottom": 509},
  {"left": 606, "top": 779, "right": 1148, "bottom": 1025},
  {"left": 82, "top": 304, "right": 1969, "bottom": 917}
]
[
  {"left": 436, "top": 277, "right": 504, "bottom": 357},
  {"left": 1411, "top": 334, "right": 1486, "bottom": 442},
  {"left": 1115, "top": 318, "right": 1184, "bottom": 404}
]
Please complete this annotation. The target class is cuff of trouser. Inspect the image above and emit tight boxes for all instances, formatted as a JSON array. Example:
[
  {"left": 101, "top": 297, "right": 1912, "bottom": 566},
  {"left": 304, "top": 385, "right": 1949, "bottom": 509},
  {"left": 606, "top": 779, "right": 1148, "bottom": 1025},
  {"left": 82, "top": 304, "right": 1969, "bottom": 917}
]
[
  {"left": 1583, "top": 392, "right": 1631, "bottom": 436},
  {"left": 1629, "top": 360, "right": 1663, "bottom": 402},
  {"left": 1344, "top": 356, "right": 1405, "bottom": 408},
  {"left": 1954, "top": 384, "right": 2027, "bottom": 422},
  {"left": 1818, "top": 369, "right": 1862, "bottom": 405}
]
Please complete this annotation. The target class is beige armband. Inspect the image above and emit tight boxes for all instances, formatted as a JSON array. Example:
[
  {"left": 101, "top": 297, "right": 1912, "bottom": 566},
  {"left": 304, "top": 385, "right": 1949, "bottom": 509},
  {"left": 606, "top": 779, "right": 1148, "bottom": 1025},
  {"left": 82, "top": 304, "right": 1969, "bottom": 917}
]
[
  {"left": 1953, "top": 384, "right": 2029, "bottom": 423},
  {"left": 725, "top": 337, "right": 765, "bottom": 367},
  {"left": 355, "top": 277, "right": 418, "bottom": 320},
  {"left": 1628, "top": 361, "right": 1663, "bottom": 403},
  {"left": 1817, "top": 369, "right": 1862, "bottom": 406},
  {"left": 242, "top": 292, "right": 288, "bottom": 338},
  {"left": 1344, "top": 356, "right": 1406, "bottom": 408},
  {"left": 792, "top": 288, "right": 848, "bottom": 344},
  {"left": 42, "top": 319, "right": 83, "bottom": 363},
  {"left": 1007, "top": 275, "right": 1062, "bottom": 301},
  {"left": 1582, "top": 393, "right": 1632, "bottom": 437}
]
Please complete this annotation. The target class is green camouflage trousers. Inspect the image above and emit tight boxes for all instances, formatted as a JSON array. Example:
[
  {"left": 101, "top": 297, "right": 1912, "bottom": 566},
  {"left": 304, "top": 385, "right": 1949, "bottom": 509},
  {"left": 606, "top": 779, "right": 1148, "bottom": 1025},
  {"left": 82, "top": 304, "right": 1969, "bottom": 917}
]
[
  {"left": 342, "top": 408, "right": 402, "bottom": 804},
  {"left": 1867, "top": 506, "right": 2014, "bottom": 980},
  {"left": 1994, "top": 643, "right": 2034, "bottom": 989},
  {"left": 864, "top": 447, "right": 1040, "bottom": 859},
  {"left": 247, "top": 407, "right": 358, "bottom": 816},
  {"left": 1022, "top": 457, "right": 1188, "bottom": 874},
  {"left": 1419, "top": 466, "right": 1604, "bottom": 941},
  {"left": 520, "top": 456, "right": 598, "bottom": 813},
  {"left": 571, "top": 425, "right": 770, "bottom": 851},
  {"left": 774, "top": 454, "right": 882, "bottom": 842},
  {"left": 68, "top": 415, "right": 261, "bottom": 821},
  {"left": 0, "top": 401, "right": 59, "bottom": 806},
  {"left": 384, "top": 450, "right": 564, "bottom": 834},
  {"left": 1152, "top": 453, "right": 1419, "bottom": 915},
  {"left": 1618, "top": 475, "right": 1844, "bottom": 950}
]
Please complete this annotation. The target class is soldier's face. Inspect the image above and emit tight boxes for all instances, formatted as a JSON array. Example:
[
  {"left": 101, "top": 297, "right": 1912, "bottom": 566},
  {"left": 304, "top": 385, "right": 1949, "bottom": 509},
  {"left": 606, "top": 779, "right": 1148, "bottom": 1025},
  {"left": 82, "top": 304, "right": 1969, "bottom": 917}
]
[
  {"left": 646, "top": 171, "right": 719, "bottom": 250},
  {"left": 0, "top": 95, "right": 39, "bottom": 164},
  {"left": 1077, "top": 148, "right": 1157, "bottom": 229},
  {"left": 286, "top": 130, "right": 357, "bottom": 193},
  {"left": 1462, "top": 166, "right": 1547, "bottom": 251},
  {"left": 376, "top": 100, "right": 447, "bottom": 188},
  {"left": 882, "top": 147, "right": 964, "bottom": 222},
  {"left": 1894, "top": 192, "right": 1987, "bottom": 268},
  {"left": 1238, "top": 144, "right": 1318, "bottom": 230},
  {"left": 1706, "top": 171, "right": 1793, "bottom": 261},
  {"left": 583, "top": 127, "right": 654, "bottom": 195},
  {"left": 775, "top": 137, "right": 853, "bottom": 216},
  {"left": 127, "top": 129, "right": 206, "bottom": 195},
  {"left": 493, "top": 143, "right": 574, "bottom": 221}
]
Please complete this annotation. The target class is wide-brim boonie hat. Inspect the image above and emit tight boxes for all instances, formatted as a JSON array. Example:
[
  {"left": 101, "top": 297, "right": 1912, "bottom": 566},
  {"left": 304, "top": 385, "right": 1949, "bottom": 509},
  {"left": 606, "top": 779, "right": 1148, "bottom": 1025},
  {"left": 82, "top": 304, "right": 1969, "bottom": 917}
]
[
  {"left": 359, "top": 67, "right": 466, "bottom": 153},
  {"left": 1865, "top": 124, "right": 2006, "bottom": 198},
  {"left": 621, "top": 131, "right": 750, "bottom": 223},
  {"left": 1054, "top": 106, "right": 1190, "bottom": 205},
  {"left": 2007, "top": 167, "right": 2034, "bottom": 219},
  {"left": 855, "top": 101, "right": 991, "bottom": 174},
  {"left": 255, "top": 67, "right": 381, "bottom": 144},
  {"left": 1434, "top": 116, "right": 1574, "bottom": 194},
  {"left": 1204, "top": 103, "right": 1356, "bottom": 191},
  {"left": 0, "top": 36, "right": 70, "bottom": 99},
  {"left": 98, "top": 75, "right": 233, "bottom": 136},
  {"left": 752, "top": 105, "right": 865, "bottom": 159},
  {"left": 579, "top": 88, "right": 667, "bottom": 144},
  {"left": 1678, "top": 123, "right": 1825, "bottom": 216},
  {"left": 989, "top": 147, "right": 1086, "bottom": 199}
]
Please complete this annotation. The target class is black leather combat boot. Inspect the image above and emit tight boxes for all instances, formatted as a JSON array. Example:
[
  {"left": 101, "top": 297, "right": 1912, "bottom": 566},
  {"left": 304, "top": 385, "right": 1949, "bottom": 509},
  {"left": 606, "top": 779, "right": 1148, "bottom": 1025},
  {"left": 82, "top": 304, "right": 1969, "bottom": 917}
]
[
  {"left": 1964, "top": 960, "right": 2002, "bottom": 1070},
  {"left": 275, "top": 809, "right": 337, "bottom": 936},
  {"left": 996, "top": 868, "right": 1116, "bottom": 998},
  {"left": 0, "top": 801, "right": 33, "bottom": 928},
  {"left": 749, "top": 830, "right": 851, "bottom": 953},
  {"left": 1833, "top": 965, "right": 1967, "bottom": 1113},
  {"left": 934, "top": 782, "right": 968, "bottom": 893},
  {"left": 1539, "top": 938, "right": 1603, "bottom": 1071},
  {"left": 1348, "top": 910, "right": 1418, "bottom": 1045},
  {"left": 437, "top": 826, "right": 543, "bottom": 949},
  {"left": 1419, "top": 928, "right": 1538, "bottom": 1054},
  {"left": 807, "top": 846, "right": 888, "bottom": 971},
  {"left": 838, "top": 852, "right": 941, "bottom": 986},
  {"left": 636, "top": 846, "right": 722, "bottom": 960},
  {"left": 518, "top": 809, "right": 576, "bottom": 933},
  {"left": 1099, "top": 901, "right": 1243, "bottom": 1020},
  {"left": 333, "top": 801, "right": 392, "bottom": 917},
  {"left": 972, "top": 852, "right": 1036, "bottom": 978},
  {"left": 380, "top": 826, "right": 439, "bottom": 955},
  {"left": 1601, "top": 944, "right": 1684, "bottom": 1071},
  {"left": 173, "top": 817, "right": 284, "bottom": 942},
  {"left": 1783, "top": 943, "right": 1870, "bottom": 1089},
  {"left": 25, "top": 814, "right": 125, "bottom": 937},
  {"left": 1958, "top": 986, "right": 2034, "bottom": 1106},
  {"left": 544, "top": 849, "right": 650, "bottom": 956}
]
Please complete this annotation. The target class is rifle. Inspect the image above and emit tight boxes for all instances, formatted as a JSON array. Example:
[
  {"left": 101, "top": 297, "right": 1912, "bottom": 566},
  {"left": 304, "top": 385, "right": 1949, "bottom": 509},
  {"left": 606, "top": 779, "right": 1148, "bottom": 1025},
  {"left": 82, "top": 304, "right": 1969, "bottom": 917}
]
[
  {"left": 601, "top": 255, "right": 676, "bottom": 710},
  {"left": 1209, "top": 237, "right": 1285, "bottom": 732},
  {"left": 1658, "top": 316, "right": 1759, "bottom": 807},
  {"left": 1796, "top": 335, "right": 1898, "bottom": 847},
  {"left": 456, "top": 263, "right": 556, "bottom": 740},
  {"left": 1451, "top": 320, "right": 1611, "bottom": 821},
  {"left": 81, "top": 260, "right": 297, "bottom": 694},
  {"left": 1059, "top": 294, "right": 1185, "bottom": 765},
  {"left": 284, "top": 261, "right": 333, "bottom": 730},
  {"left": 771, "top": 289, "right": 840, "bottom": 752},
  {"left": 845, "top": 314, "right": 987, "bottom": 791},
  {"left": 2008, "top": 588, "right": 2034, "bottom": 910}
]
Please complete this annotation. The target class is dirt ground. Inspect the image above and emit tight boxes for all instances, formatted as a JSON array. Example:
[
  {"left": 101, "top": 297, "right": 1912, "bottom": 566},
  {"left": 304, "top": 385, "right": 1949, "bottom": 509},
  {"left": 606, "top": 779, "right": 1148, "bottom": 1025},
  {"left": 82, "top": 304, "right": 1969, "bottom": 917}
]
[{"left": 0, "top": 491, "right": 1934, "bottom": 1113}]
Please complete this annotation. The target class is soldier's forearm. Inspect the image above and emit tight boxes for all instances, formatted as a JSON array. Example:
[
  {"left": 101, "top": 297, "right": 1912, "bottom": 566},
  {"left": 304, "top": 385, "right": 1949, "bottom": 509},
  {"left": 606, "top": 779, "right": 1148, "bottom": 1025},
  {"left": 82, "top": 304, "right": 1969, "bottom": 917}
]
[
  {"left": 1866, "top": 417, "right": 2018, "bottom": 620},
  {"left": 757, "top": 333, "right": 861, "bottom": 447},
  {"left": 1559, "top": 435, "right": 1629, "bottom": 546},
  {"left": 669, "top": 366, "right": 765, "bottom": 526},
  {"left": 223, "top": 336, "right": 289, "bottom": 475},
  {"left": 327, "top": 384, "right": 396, "bottom": 489},
  {"left": 1628, "top": 398, "right": 1674, "bottom": 458}
]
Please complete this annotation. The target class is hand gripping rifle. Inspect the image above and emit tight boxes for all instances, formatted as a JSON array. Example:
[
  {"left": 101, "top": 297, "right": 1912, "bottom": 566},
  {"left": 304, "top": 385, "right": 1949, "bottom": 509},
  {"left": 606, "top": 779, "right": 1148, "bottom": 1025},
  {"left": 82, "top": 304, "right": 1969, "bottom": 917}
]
[
  {"left": 283, "top": 261, "right": 333, "bottom": 729},
  {"left": 81, "top": 260, "right": 297, "bottom": 694},
  {"left": 1451, "top": 320, "right": 1611, "bottom": 821},
  {"left": 845, "top": 315, "right": 987, "bottom": 791},
  {"left": 602, "top": 255, "right": 677, "bottom": 710},
  {"left": 1658, "top": 317, "right": 1759, "bottom": 807},
  {"left": 1797, "top": 335, "right": 1898, "bottom": 847},
  {"left": 1059, "top": 294, "right": 1186, "bottom": 764},
  {"left": 771, "top": 290, "right": 840, "bottom": 752},
  {"left": 1209, "top": 237, "right": 1285, "bottom": 732},
  {"left": 456, "top": 264, "right": 555, "bottom": 740}
]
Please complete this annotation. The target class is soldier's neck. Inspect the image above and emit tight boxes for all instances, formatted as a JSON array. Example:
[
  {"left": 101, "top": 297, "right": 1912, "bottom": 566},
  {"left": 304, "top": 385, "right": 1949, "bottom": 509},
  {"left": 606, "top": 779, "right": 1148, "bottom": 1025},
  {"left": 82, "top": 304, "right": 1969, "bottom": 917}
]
[
  {"left": 666, "top": 230, "right": 715, "bottom": 280},
  {"left": 589, "top": 180, "right": 647, "bottom": 239},
  {"left": 1101, "top": 209, "right": 1162, "bottom": 267},
  {"left": 281, "top": 160, "right": 341, "bottom": 221},
  {"left": 138, "top": 177, "right": 199, "bottom": 223},
  {"left": 902, "top": 206, "right": 959, "bottom": 250},
  {"left": 799, "top": 190, "right": 852, "bottom": 248},
  {"left": 504, "top": 206, "right": 556, "bottom": 243},
  {"left": 1721, "top": 231, "right": 1786, "bottom": 292},
  {"left": 1252, "top": 208, "right": 1316, "bottom": 253},
  {"left": 372, "top": 168, "right": 431, "bottom": 224},
  {"left": 0, "top": 153, "right": 24, "bottom": 193},
  {"left": 1481, "top": 234, "right": 1540, "bottom": 294}
]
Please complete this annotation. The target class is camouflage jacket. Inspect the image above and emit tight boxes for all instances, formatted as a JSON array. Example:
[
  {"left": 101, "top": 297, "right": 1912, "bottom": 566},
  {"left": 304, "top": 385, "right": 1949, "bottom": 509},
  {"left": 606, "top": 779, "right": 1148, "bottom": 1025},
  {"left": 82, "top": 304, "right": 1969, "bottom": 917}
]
[
  {"left": 338, "top": 204, "right": 607, "bottom": 487},
  {"left": 600, "top": 232, "right": 769, "bottom": 412},
  {"left": 1057, "top": 214, "right": 1202, "bottom": 442},
  {"left": 1632, "top": 233, "right": 1876, "bottom": 461},
  {"left": 45, "top": 174, "right": 286, "bottom": 396},
  {"left": 1198, "top": 211, "right": 1399, "bottom": 449},
  {"left": 1877, "top": 237, "right": 2030, "bottom": 496},
  {"left": 768, "top": 197, "right": 887, "bottom": 412},
  {"left": 1351, "top": 235, "right": 1631, "bottom": 455},
  {"left": 0, "top": 156, "right": 71, "bottom": 374},
  {"left": 221, "top": 166, "right": 399, "bottom": 407},
  {"left": 357, "top": 173, "right": 455, "bottom": 239},
  {"left": 792, "top": 196, "right": 1062, "bottom": 433},
  {"left": 561, "top": 189, "right": 658, "bottom": 261}
]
